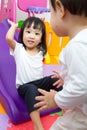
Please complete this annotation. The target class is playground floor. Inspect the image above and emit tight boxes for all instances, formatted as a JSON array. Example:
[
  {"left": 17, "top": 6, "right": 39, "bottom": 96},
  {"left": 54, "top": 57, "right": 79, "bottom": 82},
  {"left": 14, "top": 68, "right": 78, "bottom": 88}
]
[{"left": 0, "top": 104, "right": 62, "bottom": 130}]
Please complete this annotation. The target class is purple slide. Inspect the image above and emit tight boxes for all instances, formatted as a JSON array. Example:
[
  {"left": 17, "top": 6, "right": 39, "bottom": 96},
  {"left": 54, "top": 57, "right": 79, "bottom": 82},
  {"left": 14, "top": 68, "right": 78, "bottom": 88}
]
[{"left": 0, "top": 19, "right": 60, "bottom": 124}]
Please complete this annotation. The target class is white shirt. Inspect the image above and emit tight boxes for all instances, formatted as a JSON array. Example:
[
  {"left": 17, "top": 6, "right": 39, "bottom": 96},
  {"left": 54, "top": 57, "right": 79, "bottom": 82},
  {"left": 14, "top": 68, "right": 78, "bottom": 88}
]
[
  {"left": 55, "top": 29, "right": 87, "bottom": 115},
  {"left": 11, "top": 42, "right": 44, "bottom": 87}
]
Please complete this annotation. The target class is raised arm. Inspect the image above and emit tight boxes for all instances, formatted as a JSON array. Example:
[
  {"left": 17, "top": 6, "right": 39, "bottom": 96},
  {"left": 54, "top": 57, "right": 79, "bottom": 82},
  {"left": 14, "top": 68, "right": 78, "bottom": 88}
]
[{"left": 6, "top": 19, "right": 18, "bottom": 50}]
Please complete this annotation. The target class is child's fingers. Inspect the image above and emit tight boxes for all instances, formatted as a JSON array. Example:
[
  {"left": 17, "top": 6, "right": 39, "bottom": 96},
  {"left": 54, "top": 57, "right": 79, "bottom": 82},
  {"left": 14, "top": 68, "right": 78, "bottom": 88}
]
[
  {"left": 37, "top": 88, "right": 48, "bottom": 96},
  {"left": 51, "top": 75, "right": 57, "bottom": 78},
  {"left": 34, "top": 100, "right": 47, "bottom": 111},
  {"left": 53, "top": 79, "right": 63, "bottom": 88},
  {"left": 7, "top": 19, "right": 11, "bottom": 24},
  {"left": 7, "top": 19, "right": 18, "bottom": 27},
  {"left": 52, "top": 70, "right": 60, "bottom": 75},
  {"left": 7, "top": 19, "right": 13, "bottom": 24},
  {"left": 52, "top": 70, "right": 60, "bottom": 78},
  {"left": 53, "top": 79, "right": 61, "bottom": 86}
]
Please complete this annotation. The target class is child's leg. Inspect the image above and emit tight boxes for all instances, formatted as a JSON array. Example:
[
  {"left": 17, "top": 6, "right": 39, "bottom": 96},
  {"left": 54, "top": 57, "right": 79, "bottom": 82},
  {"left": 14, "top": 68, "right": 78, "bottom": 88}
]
[
  {"left": 17, "top": 84, "right": 44, "bottom": 130},
  {"left": 36, "top": 76, "right": 63, "bottom": 92},
  {"left": 30, "top": 110, "right": 44, "bottom": 130}
]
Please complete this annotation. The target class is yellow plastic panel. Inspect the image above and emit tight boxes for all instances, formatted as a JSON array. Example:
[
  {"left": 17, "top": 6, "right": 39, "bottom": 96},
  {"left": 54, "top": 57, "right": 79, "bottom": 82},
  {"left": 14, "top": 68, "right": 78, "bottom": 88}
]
[{"left": 44, "top": 22, "right": 69, "bottom": 64}]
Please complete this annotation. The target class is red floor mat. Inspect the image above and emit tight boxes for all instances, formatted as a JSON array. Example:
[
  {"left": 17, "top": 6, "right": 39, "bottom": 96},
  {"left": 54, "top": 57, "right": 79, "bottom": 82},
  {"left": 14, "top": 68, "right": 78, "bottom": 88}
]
[{"left": 7, "top": 114, "right": 59, "bottom": 130}]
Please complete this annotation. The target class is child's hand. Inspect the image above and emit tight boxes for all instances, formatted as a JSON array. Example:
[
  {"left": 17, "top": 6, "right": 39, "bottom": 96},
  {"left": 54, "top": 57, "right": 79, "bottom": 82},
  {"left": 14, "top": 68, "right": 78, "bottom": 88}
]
[
  {"left": 7, "top": 19, "right": 18, "bottom": 28},
  {"left": 51, "top": 70, "right": 64, "bottom": 88},
  {"left": 34, "top": 89, "right": 58, "bottom": 111}
]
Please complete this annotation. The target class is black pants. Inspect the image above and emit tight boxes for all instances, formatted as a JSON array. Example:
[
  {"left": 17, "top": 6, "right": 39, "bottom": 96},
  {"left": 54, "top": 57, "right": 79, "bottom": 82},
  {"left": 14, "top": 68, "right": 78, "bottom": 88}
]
[{"left": 17, "top": 76, "right": 62, "bottom": 113}]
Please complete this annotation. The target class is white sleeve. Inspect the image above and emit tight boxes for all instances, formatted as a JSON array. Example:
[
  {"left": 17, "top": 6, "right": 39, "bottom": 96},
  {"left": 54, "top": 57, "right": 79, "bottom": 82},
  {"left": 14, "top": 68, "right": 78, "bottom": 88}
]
[
  {"left": 55, "top": 42, "right": 87, "bottom": 109},
  {"left": 10, "top": 42, "right": 23, "bottom": 59}
]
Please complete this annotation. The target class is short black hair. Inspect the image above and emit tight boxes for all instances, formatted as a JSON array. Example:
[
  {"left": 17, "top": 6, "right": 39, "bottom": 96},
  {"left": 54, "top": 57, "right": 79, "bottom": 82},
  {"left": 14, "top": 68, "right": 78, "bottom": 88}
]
[
  {"left": 50, "top": 0, "right": 87, "bottom": 16},
  {"left": 18, "top": 17, "right": 47, "bottom": 56}
]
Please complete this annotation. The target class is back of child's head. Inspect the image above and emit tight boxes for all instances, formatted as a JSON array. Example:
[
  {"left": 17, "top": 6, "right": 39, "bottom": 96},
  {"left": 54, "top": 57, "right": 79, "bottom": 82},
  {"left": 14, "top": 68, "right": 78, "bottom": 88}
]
[
  {"left": 50, "top": 0, "right": 87, "bottom": 16},
  {"left": 18, "top": 17, "right": 47, "bottom": 56}
]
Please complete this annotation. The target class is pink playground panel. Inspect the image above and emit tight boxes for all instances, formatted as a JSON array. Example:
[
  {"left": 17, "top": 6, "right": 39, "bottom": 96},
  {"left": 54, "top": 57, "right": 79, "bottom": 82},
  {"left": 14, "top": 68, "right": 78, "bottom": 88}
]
[
  {"left": 18, "top": 0, "right": 48, "bottom": 12},
  {"left": 0, "top": 0, "right": 16, "bottom": 22},
  {"left": 0, "top": 0, "right": 48, "bottom": 22},
  {"left": 18, "top": 0, "right": 49, "bottom": 19}
]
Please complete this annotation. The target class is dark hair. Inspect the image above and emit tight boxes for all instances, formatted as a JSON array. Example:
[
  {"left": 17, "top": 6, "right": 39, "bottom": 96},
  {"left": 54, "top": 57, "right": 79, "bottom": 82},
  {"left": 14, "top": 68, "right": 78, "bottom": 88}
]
[
  {"left": 18, "top": 17, "right": 47, "bottom": 56},
  {"left": 50, "top": 0, "right": 87, "bottom": 16}
]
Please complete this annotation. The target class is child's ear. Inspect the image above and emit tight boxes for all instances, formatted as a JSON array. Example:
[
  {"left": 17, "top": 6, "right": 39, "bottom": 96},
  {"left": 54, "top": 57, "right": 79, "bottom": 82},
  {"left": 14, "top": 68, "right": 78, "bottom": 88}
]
[{"left": 56, "top": 0, "right": 66, "bottom": 18}]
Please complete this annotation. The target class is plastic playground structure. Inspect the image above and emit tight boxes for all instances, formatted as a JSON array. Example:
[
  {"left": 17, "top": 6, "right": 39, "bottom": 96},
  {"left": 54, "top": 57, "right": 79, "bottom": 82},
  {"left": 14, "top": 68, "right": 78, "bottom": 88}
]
[{"left": 0, "top": 0, "right": 69, "bottom": 124}]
